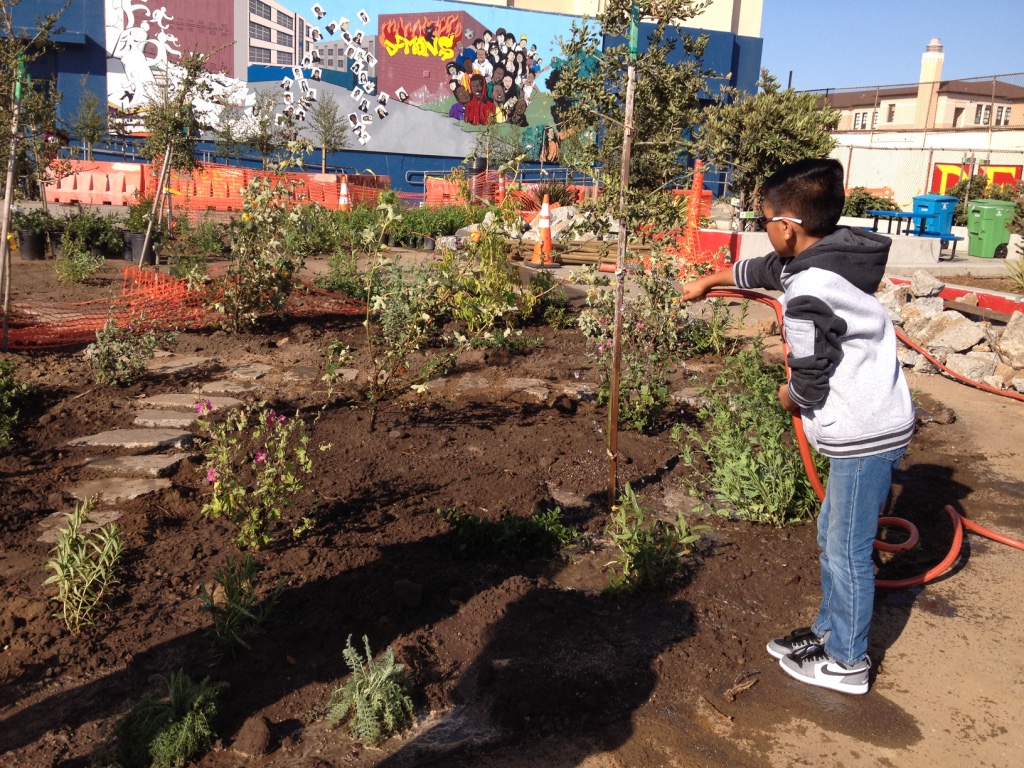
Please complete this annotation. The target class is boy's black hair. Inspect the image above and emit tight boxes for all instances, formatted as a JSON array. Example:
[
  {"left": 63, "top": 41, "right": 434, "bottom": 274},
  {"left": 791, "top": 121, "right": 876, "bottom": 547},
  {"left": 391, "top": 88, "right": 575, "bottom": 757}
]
[{"left": 762, "top": 158, "right": 845, "bottom": 237}]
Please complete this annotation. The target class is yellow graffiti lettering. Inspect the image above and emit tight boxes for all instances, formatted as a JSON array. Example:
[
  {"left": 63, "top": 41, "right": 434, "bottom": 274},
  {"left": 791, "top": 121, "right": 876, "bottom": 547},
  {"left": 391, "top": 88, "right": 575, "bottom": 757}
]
[{"left": 383, "top": 34, "right": 456, "bottom": 61}]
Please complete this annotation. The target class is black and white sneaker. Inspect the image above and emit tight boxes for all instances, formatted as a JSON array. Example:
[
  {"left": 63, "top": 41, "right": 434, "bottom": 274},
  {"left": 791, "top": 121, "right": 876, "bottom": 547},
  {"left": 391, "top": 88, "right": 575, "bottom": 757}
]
[
  {"left": 766, "top": 627, "right": 822, "bottom": 660},
  {"left": 779, "top": 645, "right": 871, "bottom": 695}
]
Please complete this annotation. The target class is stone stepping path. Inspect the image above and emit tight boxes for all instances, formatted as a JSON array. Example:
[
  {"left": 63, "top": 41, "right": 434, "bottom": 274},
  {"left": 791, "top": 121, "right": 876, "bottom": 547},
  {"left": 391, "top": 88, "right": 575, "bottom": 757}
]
[
  {"left": 133, "top": 410, "right": 199, "bottom": 429},
  {"left": 69, "top": 478, "right": 172, "bottom": 504},
  {"left": 81, "top": 454, "right": 187, "bottom": 478},
  {"left": 197, "top": 379, "right": 261, "bottom": 396},
  {"left": 146, "top": 356, "right": 216, "bottom": 375},
  {"left": 37, "top": 509, "right": 123, "bottom": 544},
  {"left": 228, "top": 363, "right": 273, "bottom": 380},
  {"left": 139, "top": 394, "right": 242, "bottom": 411},
  {"left": 68, "top": 428, "right": 194, "bottom": 450}
]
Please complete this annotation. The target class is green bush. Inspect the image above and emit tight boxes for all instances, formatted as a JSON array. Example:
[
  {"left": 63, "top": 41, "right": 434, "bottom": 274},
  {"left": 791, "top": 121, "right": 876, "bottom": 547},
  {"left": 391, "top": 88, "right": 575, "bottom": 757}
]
[
  {"left": 533, "top": 179, "right": 577, "bottom": 207},
  {"left": 62, "top": 211, "right": 125, "bottom": 255},
  {"left": 431, "top": 205, "right": 472, "bottom": 237},
  {"left": 327, "top": 636, "right": 415, "bottom": 746},
  {"left": 0, "top": 359, "right": 31, "bottom": 451},
  {"left": 284, "top": 202, "right": 343, "bottom": 256},
  {"left": 12, "top": 208, "right": 57, "bottom": 235},
  {"left": 198, "top": 553, "right": 286, "bottom": 657},
  {"left": 185, "top": 219, "right": 225, "bottom": 258},
  {"left": 110, "top": 670, "right": 225, "bottom": 768},
  {"left": 675, "top": 346, "right": 829, "bottom": 526},
  {"left": 842, "top": 187, "right": 901, "bottom": 217},
  {"left": 87, "top": 317, "right": 177, "bottom": 386},
  {"left": 54, "top": 238, "right": 104, "bottom": 284}
]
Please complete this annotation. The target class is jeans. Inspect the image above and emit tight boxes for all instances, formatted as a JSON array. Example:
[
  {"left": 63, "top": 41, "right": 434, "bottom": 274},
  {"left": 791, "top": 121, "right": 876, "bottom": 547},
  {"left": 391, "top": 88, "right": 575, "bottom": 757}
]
[{"left": 811, "top": 447, "right": 906, "bottom": 666}]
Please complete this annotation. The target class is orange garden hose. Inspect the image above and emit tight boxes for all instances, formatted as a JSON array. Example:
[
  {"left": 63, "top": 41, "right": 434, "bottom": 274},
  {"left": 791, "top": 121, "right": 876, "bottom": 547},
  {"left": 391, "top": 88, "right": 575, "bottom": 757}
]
[{"left": 703, "top": 289, "right": 1024, "bottom": 588}]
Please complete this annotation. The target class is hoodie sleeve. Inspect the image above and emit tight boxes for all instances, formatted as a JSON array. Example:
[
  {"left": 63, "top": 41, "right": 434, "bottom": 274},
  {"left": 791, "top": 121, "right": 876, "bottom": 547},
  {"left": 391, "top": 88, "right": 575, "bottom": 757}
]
[
  {"left": 784, "top": 294, "right": 848, "bottom": 408},
  {"left": 734, "top": 253, "right": 786, "bottom": 292}
]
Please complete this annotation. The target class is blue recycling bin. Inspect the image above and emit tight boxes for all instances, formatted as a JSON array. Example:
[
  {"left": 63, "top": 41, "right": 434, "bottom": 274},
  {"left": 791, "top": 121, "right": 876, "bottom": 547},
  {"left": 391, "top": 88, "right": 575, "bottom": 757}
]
[{"left": 913, "top": 194, "right": 958, "bottom": 235}]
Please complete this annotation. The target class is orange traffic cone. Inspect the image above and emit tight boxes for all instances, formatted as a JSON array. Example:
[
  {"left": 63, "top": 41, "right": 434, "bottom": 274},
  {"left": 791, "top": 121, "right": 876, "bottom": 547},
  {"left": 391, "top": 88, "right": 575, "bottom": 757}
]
[
  {"left": 538, "top": 193, "right": 552, "bottom": 260},
  {"left": 339, "top": 175, "right": 352, "bottom": 212},
  {"left": 496, "top": 175, "right": 507, "bottom": 205}
]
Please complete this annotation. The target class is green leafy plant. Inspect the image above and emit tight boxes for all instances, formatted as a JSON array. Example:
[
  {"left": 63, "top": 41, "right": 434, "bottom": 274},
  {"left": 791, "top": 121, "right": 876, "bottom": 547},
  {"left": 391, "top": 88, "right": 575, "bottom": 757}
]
[
  {"left": 675, "top": 346, "right": 829, "bottom": 526},
  {"left": 578, "top": 252, "right": 735, "bottom": 432},
  {"left": 1008, "top": 244, "right": 1024, "bottom": 293},
  {"left": 87, "top": 316, "right": 178, "bottom": 386},
  {"left": 843, "top": 187, "right": 901, "bottom": 217},
  {"left": 212, "top": 177, "right": 303, "bottom": 331},
  {"left": 12, "top": 207, "right": 57, "bottom": 236},
  {"left": 0, "top": 359, "right": 31, "bottom": 450},
  {"left": 61, "top": 210, "right": 124, "bottom": 255},
  {"left": 110, "top": 670, "right": 225, "bottom": 768},
  {"left": 283, "top": 202, "right": 344, "bottom": 256},
  {"left": 533, "top": 179, "right": 577, "bottom": 208},
  {"left": 43, "top": 498, "right": 125, "bottom": 633},
  {"left": 438, "top": 506, "right": 577, "bottom": 561},
  {"left": 198, "top": 553, "right": 286, "bottom": 657},
  {"left": 124, "top": 194, "right": 155, "bottom": 232},
  {"left": 605, "top": 483, "right": 706, "bottom": 591},
  {"left": 184, "top": 218, "right": 225, "bottom": 258},
  {"left": 326, "top": 635, "right": 415, "bottom": 746},
  {"left": 54, "top": 238, "right": 104, "bottom": 283},
  {"left": 169, "top": 252, "right": 208, "bottom": 290},
  {"left": 197, "top": 400, "right": 328, "bottom": 549}
]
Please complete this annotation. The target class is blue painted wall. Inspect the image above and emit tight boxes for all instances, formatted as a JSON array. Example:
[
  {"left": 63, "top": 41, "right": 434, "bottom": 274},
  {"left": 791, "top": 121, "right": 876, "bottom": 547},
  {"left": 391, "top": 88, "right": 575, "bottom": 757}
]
[{"left": 14, "top": 0, "right": 107, "bottom": 127}]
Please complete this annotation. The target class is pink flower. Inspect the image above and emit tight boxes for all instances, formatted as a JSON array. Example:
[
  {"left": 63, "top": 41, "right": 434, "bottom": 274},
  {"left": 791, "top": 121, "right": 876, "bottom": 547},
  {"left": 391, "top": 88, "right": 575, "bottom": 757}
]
[
  {"left": 266, "top": 410, "right": 286, "bottom": 427},
  {"left": 195, "top": 399, "right": 213, "bottom": 415},
  {"left": 207, "top": 468, "right": 218, "bottom": 482},
  {"left": 635, "top": 321, "right": 645, "bottom": 329},
  {"left": 254, "top": 450, "right": 268, "bottom": 465}
]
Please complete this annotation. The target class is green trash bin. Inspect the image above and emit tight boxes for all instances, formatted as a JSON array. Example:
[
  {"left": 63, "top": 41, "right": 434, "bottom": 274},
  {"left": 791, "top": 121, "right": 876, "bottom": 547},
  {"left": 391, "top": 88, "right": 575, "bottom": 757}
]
[{"left": 966, "top": 199, "right": 1015, "bottom": 258}]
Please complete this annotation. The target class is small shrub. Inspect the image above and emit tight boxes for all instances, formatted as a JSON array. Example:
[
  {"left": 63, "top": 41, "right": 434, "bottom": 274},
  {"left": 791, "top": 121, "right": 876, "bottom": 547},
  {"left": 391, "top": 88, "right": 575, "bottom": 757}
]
[
  {"left": 320, "top": 249, "right": 368, "bottom": 300},
  {"left": 54, "top": 238, "right": 104, "bottom": 283},
  {"left": 283, "top": 202, "right": 342, "bottom": 256},
  {"left": 111, "top": 670, "right": 225, "bottom": 768},
  {"left": 1008, "top": 243, "right": 1024, "bottom": 292},
  {"left": 605, "top": 484, "right": 706, "bottom": 591},
  {"left": 533, "top": 180, "right": 577, "bottom": 207},
  {"left": 198, "top": 553, "right": 286, "bottom": 657},
  {"left": 12, "top": 207, "right": 57, "bottom": 235},
  {"left": 0, "top": 359, "right": 32, "bottom": 451},
  {"left": 843, "top": 187, "right": 901, "bottom": 218},
  {"left": 438, "top": 506, "right": 576, "bottom": 561},
  {"left": 675, "top": 346, "right": 829, "bottom": 526},
  {"left": 326, "top": 635, "right": 415, "bottom": 746},
  {"left": 185, "top": 219, "right": 225, "bottom": 258},
  {"left": 43, "top": 498, "right": 125, "bottom": 633},
  {"left": 197, "top": 400, "right": 328, "bottom": 549},
  {"left": 87, "top": 317, "right": 178, "bottom": 386},
  {"left": 169, "top": 252, "right": 208, "bottom": 290}
]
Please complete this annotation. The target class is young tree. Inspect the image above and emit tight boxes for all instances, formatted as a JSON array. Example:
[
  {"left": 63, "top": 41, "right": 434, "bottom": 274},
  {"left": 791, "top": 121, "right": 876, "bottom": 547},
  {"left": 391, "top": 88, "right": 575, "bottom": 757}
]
[
  {"left": 694, "top": 70, "right": 840, "bottom": 211},
  {"left": 552, "top": 0, "right": 715, "bottom": 231},
  {"left": 307, "top": 91, "right": 349, "bottom": 173},
  {"left": 239, "top": 89, "right": 290, "bottom": 170},
  {"left": 210, "top": 84, "right": 249, "bottom": 165},
  {"left": 68, "top": 76, "right": 106, "bottom": 160}
]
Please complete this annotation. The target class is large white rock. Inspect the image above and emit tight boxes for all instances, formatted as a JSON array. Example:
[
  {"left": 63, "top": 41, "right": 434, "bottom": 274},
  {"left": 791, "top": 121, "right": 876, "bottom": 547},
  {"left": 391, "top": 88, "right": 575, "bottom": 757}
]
[
  {"left": 942, "top": 353, "right": 997, "bottom": 382},
  {"left": 916, "top": 311, "right": 987, "bottom": 352},
  {"left": 996, "top": 311, "right": 1024, "bottom": 368},
  {"left": 910, "top": 270, "right": 945, "bottom": 298}
]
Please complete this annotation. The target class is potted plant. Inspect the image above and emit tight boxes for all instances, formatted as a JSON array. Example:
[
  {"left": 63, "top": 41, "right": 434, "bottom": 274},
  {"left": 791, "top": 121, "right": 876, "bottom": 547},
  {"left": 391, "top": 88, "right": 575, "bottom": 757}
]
[
  {"left": 124, "top": 195, "right": 158, "bottom": 264},
  {"left": 48, "top": 214, "right": 68, "bottom": 258},
  {"left": 11, "top": 209, "right": 54, "bottom": 260}
]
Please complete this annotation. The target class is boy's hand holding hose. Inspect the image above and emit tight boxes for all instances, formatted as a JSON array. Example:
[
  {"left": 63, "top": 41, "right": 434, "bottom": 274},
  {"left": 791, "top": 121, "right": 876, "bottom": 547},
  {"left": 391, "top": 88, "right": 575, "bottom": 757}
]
[{"left": 679, "top": 266, "right": 737, "bottom": 304}]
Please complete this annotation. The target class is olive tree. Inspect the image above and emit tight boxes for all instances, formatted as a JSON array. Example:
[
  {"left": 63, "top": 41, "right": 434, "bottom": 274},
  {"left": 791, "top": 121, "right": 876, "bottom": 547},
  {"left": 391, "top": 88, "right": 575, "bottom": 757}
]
[{"left": 307, "top": 91, "right": 349, "bottom": 173}]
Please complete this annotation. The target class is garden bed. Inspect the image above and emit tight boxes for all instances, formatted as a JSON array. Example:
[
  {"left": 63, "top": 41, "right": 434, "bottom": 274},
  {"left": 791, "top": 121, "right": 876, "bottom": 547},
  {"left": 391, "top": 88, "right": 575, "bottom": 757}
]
[{"left": 0, "top": 254, "right": 1016, "bottom": 767}]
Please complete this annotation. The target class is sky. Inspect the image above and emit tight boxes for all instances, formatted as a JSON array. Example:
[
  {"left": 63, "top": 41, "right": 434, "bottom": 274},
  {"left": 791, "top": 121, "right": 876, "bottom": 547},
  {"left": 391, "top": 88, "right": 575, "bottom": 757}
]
[{"left": 759, "top": 0, "right": 1024, "bottom": 91}]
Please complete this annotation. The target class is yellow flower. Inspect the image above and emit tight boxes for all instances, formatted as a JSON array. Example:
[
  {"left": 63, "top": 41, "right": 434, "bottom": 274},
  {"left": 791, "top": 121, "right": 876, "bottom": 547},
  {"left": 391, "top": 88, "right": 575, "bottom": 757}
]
[{"left": 242, "top": 213, "right": 250, "bottom": 222}]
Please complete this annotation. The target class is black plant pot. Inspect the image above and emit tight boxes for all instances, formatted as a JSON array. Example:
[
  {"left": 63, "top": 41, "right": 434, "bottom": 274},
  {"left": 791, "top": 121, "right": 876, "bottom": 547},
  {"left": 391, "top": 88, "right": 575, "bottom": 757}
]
[
  {"left": 18, "top": 231, "right": 46, "bottom": 261},
  {"left": 121, "top": 231, "right": 133, "bottom": 261},
  {"left": 423, "top": 237, "right": 436, "bottom": 251},
  {"left": 127, "top": 232, "right": 155, "bottom": 265},
  {"left": 48, "top": 229, "right": 64, "bottom": 258}
]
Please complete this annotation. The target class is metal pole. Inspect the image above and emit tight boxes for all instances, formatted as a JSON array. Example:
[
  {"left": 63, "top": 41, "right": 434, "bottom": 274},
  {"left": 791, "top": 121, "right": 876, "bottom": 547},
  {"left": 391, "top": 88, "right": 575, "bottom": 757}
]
[{"left": 608, "top": 2, "right": 640, "bottom": 506}]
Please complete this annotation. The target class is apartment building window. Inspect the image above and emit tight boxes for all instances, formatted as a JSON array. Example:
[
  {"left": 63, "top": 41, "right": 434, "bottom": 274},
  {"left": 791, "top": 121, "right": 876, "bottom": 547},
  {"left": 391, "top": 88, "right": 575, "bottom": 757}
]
[
  {"left": 276, "top": 11, "right": 293, "bottom": 30},
  {"left": 887, "top": 103, "right": 896, "bottom": 122},
  {"left": 250, "top": 21, "right": 271, "bottom": 42},
  {"left": 871, "top": 111, "right": 879, "bottom": 129},
  {"left": 277, "top": 31, "right": 293, "bottom": 47},
  {"left": 995, "top": 106, "right": 1011, "bottom": 126},
  {"left": 327, "top": 59, "right": 333, "bottom": 67},
  {"left": 975, "top": 104, "right": 992, "bottom": 125},
  {"left": 249, "top": 46, "right": 271, "bottom": 63},
  {"left": 1001, "top": 107, "right": 1011, "bottom": 126},
  {"left": 277, "top": 50, "right": 293, "bottom": 65},
  {"left": 853, "top": 111, "right": 869, "bottom": 130},
  {"left": 249, "top": 0, "right": 270, "bottom": 20}
]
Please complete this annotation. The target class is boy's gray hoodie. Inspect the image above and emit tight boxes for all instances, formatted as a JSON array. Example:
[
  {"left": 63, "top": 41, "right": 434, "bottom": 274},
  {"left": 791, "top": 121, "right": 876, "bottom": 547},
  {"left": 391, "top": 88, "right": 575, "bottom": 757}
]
[{"left": 734, "top": 227, "right": 915, "bottom": 458}]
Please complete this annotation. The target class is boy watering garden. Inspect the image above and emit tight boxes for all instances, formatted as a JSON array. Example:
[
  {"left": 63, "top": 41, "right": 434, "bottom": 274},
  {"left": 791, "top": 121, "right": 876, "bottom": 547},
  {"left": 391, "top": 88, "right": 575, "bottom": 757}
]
[{"left": 681, "top": 158, "right": 916, "bottom": 694}]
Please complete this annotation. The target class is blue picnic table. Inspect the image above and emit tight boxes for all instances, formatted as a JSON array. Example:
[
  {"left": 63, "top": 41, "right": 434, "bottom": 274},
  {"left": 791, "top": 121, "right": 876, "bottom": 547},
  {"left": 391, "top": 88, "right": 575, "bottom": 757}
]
[{"left": 867, "top": 210, "right": 936, "bottom": 236}]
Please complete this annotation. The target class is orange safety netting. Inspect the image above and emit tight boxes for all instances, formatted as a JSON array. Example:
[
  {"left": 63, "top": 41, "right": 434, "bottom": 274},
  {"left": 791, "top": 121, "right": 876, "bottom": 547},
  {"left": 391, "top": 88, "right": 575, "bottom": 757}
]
[{"left": 4, "top": 266, "right": 364, "bottom": 350}]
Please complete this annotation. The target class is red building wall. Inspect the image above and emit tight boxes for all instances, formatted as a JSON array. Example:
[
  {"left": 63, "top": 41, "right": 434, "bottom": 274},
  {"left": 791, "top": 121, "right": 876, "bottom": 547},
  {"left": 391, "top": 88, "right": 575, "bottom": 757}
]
[
  {"left": 377, "top": 11, "right": 482, "bottom": 104},
  {"left": 158, "top": 0, "right": 236, "bottom": 77}
]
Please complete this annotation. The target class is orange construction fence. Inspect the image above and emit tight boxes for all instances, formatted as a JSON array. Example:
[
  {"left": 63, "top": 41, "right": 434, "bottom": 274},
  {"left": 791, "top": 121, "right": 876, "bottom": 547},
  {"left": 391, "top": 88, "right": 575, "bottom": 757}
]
[{"left": 45, "top": 160, "right": 147, "bottom": 206}]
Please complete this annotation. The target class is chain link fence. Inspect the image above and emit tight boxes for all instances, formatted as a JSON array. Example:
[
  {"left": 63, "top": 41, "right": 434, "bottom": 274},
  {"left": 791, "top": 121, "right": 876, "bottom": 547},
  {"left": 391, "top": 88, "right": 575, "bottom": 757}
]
[{"left": 805, "top": 73, "right": 1024, "bottom": 208}]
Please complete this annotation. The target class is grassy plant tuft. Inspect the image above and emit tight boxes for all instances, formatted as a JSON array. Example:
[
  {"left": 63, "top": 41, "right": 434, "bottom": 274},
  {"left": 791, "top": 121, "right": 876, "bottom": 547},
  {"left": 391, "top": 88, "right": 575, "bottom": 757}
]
[
  {"left": 438, "top": 506, "right": 577, "bottom": 561},
  {"left": 198, "top": 553, "right": 286, "bottom": 657}
]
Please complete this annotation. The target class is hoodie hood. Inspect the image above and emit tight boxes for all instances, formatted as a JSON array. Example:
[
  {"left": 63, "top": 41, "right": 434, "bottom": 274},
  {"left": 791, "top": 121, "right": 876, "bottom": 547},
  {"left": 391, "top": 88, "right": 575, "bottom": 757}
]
[{"left": 783, "top": 226, "right": 891, "bottom": 294}]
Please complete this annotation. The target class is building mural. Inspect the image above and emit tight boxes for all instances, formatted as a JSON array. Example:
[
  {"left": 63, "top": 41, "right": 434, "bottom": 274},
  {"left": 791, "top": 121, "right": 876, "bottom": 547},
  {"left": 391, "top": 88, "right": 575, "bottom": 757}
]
[{"left": 931, "top": 162, "right": 1023, "bottom": 194}]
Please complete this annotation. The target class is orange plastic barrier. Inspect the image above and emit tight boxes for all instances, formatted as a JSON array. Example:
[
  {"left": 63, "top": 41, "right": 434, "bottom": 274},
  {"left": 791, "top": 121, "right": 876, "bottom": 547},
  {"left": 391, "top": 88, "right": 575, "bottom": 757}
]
[{"left": 45, "top": 161, "right": 146, "bottom": 205}]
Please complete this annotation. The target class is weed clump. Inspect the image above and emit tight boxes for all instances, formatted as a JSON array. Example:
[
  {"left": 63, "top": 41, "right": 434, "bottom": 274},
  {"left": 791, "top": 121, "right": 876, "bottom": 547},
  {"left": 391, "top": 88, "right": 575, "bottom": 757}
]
[
  {"left": 326, "top": 635, "right": 415, "bottom": 746},
  {"left": 438, "top": 506, "right": 577, "bottom": 561},
  {"left": 0, "top": 359, "right": 31, "bottom": 450},
  {"left": 198, "top": 553, "right": 286, "bottom": 657}
]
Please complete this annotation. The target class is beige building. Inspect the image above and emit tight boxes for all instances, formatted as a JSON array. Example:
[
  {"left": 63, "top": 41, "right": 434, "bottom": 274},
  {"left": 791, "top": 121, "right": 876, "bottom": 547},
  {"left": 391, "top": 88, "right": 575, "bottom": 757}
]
[
  {"left": 459, "top": 0, "right": 762, "bottom": 37},
  {"left": 823, "top": 39, "right": 1024, "bottom": 133}
]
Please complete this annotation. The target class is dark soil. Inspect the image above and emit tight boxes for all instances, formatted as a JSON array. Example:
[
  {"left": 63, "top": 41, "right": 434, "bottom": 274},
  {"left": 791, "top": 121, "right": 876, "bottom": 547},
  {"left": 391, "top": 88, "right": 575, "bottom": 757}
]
[
  {"left": 0, "top": 255, "right": 995, "bottom": 767},
  {"left": 938, "top": 272, "right": 1021, "bottom": 295}
]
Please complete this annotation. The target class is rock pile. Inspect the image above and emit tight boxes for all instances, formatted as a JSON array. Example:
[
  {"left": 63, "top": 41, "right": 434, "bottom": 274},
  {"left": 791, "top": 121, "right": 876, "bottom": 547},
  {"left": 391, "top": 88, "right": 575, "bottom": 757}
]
[{"left": 877, "top": 271, "right": 1024, "bottom": 393}]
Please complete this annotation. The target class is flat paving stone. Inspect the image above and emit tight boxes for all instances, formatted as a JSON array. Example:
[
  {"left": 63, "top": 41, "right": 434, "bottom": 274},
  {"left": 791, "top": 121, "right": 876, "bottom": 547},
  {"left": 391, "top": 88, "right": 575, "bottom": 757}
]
[
  {"left": 68, "top": 429, "right": 193, "bottom": 450},
  {"left": 521, "top": 386, "right": 549, "bottom": 402},
  {"left": 332, "top": 367, "right": 359, "bottom": 382},
  {"left": 504, "top": 377, "right": 547, "bottom": 391},
  {"left": 139, "top": 394, "right": 242, "bottom": 411},
  {"left": 562, "top": 382, "right": 598, "bottom": 400},
  {"left": 196, "top": 379, "right": 261, "bottom": 396},
  {"left": 69, "top": 478, "right": 172, "bottom": 504},
  {"left": 457, "top": 376, "right": 490, "bottom": 391},
  {"left": 81, "top": 454, "right": 187, "bottom": 477},
  {"left": 37, "top": 510, "right": 124, "bottom": 543},
  {"left": 228, "top": 363, "right": 273, "bottom": 380},
  {"left": 133, "top": 410, "right": 198, "bottom": 429},
  {"left": 284, "top": 366, "right": 318, "bottom": 381},
  {"left": 146, "top": 356, "right": 216, "bottom": 375}
]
